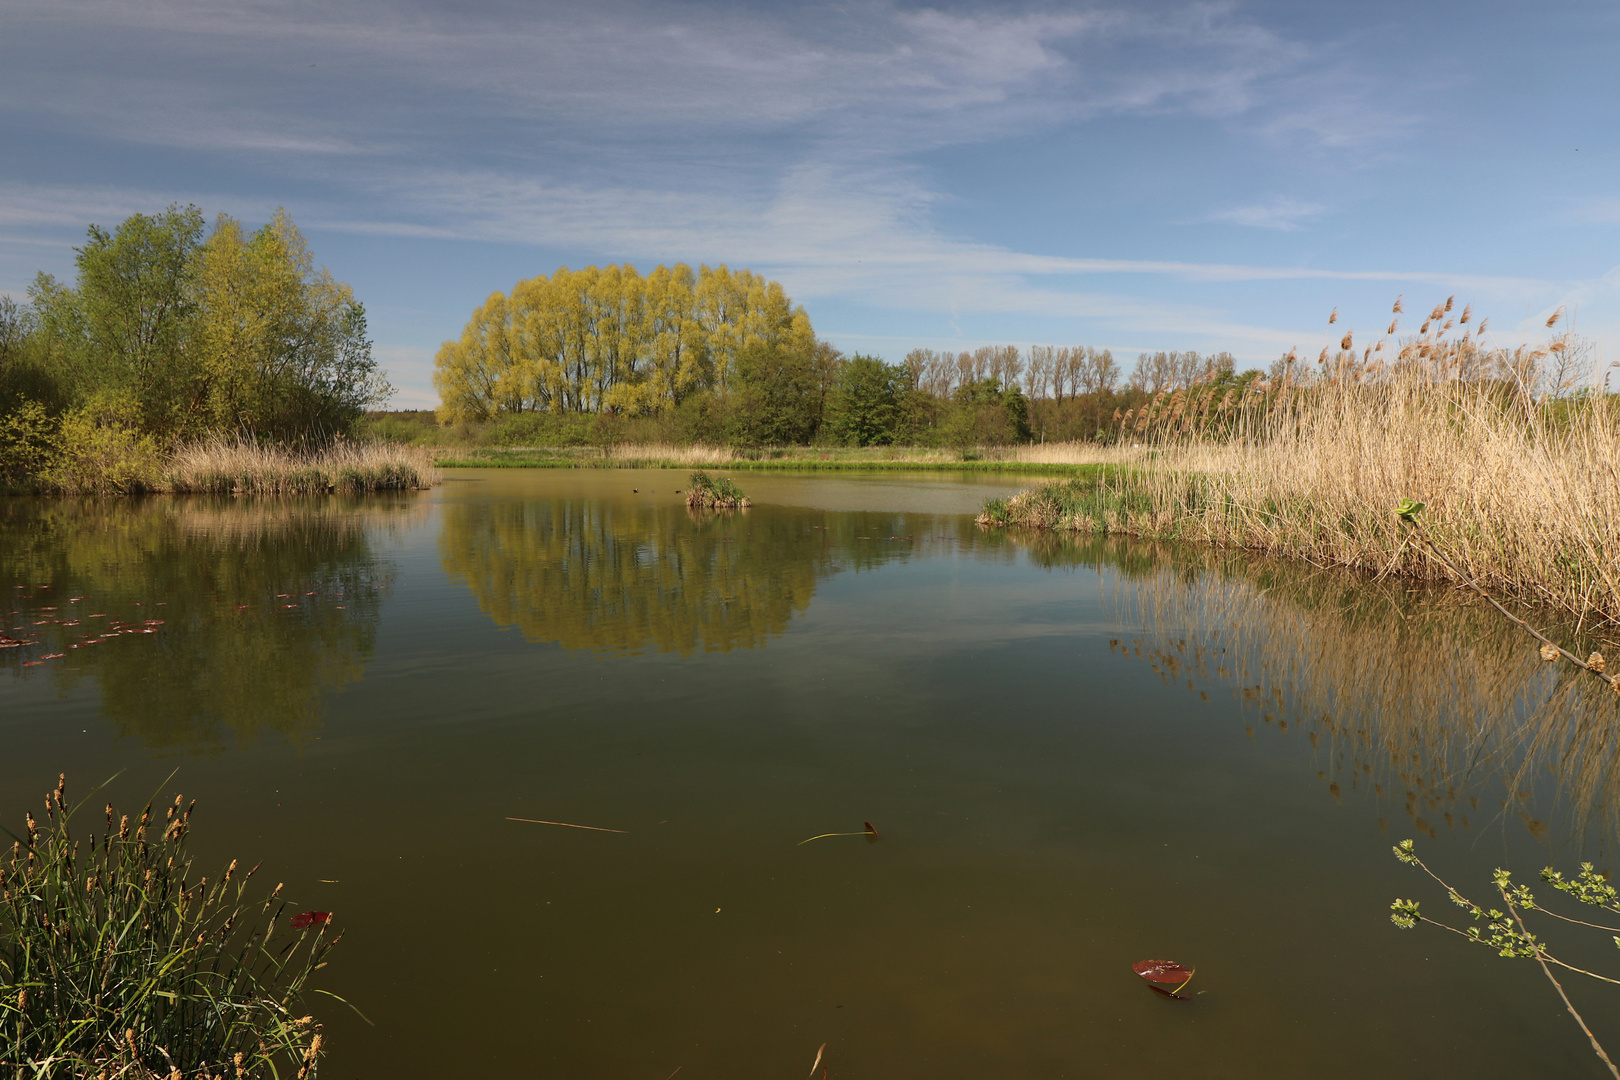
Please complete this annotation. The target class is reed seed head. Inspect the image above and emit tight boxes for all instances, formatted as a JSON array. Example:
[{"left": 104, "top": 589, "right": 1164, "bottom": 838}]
[
  {"left": 1329, "top": 307, "right": 1339, "bottom": 324},
  {"left": 1540, "top": 643, "right": 1559, "bottom": 662},
  {"left": 1587, "top": 652, "right": 1606, "bottom": 672},
  {"left": 1547, "top": 306, "right": 1564, "bottom": 328}
]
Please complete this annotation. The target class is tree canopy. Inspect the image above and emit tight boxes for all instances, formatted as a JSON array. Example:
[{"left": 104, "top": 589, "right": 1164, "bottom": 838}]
[
  {"left": 7, "top": 205, "right": 390, "bottom": 442},
  {"left": 433, "top": 263, "right": 816, "bottom": 424}
]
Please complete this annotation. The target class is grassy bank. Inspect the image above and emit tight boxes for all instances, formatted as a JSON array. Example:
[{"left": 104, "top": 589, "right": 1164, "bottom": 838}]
[
  {"left": 434, "top": 441, "right": 1137, "bottom": 474},
  {"left": 981, "top": 372, "right": 1620, "bottom": 631}
]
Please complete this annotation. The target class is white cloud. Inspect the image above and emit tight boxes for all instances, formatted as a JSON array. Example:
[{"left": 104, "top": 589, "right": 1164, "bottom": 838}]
[{"left": 1210, "top": 197, "right": 1325, "bottom": 231}]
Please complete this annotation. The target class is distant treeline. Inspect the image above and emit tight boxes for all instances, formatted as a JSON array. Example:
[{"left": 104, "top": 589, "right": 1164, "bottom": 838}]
[
  {"left": 428, "top": 264, "right": 1271, "bottom": 449},
  {"left": 0, "top": 206, "right": 391, "bottom": 491}
]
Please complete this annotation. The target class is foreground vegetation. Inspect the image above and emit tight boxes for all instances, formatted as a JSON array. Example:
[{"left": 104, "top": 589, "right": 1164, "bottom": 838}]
[
  {"left": 1, "top": 777, "right": 338, "bottom": 1078},
  {"left": 979, "top": 301, "right": 1620, "bottom": 630},
  {"left": 0, "top": 206, "right": 405, "bottom": 495}
]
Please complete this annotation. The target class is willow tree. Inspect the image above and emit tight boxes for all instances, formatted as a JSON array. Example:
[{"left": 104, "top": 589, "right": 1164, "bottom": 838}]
[
  {"left": 433, "top": 262, "right": 816, "bottom": 424},
  {"left": 191, "top": 209, "right": 389, "bottom": 437}
]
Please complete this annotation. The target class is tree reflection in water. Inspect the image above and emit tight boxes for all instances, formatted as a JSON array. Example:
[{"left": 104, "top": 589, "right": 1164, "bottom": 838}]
[
  {"left": 0, "top": 496, "right": 415, "bottom": 751},
  {"left": 437, "top": 497, "right": 938, "bottom": 655}
]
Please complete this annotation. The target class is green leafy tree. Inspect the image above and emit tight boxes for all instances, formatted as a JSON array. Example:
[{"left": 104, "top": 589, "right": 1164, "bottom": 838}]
[
  {"left": 826, "top": 353, "right": 901, "bottom": 446},
  {"left": 64, "top": 205, "right": 206, "bottom": 436},
  {"left": 944, "top": 377, "right": 1031, "bottom": 450},
  {"left": 724, "top": 342, "right": 821, "bottom": 447}
]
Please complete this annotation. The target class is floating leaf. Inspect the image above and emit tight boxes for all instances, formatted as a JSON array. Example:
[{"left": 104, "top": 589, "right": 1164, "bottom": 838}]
[
  {"left": 807, "top": 1042, "right": 826, "bottom": 1080},
  {"left": 1132, "top": 959, "right": 1195, "bottom": 994},
  {"left": 289, "top": 911, "right": 331, "bottom": 930}
]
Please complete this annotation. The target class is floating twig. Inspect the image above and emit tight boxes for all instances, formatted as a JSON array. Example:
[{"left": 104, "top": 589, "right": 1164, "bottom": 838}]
[
  {"left": 505, "top": 817, "right": 627, "bottom": 834},
  {"left": 798, "top": 821, "right": 879, "bottom": 845}
]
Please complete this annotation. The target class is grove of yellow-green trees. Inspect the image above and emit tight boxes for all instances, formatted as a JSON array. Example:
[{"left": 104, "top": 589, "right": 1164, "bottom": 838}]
[{"left": 433, "top": 264, "right": 815, "bottom": 422}]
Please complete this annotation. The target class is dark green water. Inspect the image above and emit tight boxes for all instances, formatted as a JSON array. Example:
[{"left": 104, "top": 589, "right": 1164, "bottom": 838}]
[{"left": 4, "top": 469, "right": 1619, "bottom": 1079}]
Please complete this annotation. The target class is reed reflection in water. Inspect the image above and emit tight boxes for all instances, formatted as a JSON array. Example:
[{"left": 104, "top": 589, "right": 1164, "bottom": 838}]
[
  {"left": 0, "top": 495, "right": 418, "bottom": 750},
  {"left": 999, "top": 529, "right": 1620, "bottom": 850}
]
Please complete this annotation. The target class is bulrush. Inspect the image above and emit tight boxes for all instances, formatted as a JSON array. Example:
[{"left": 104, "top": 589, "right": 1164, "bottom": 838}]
[{"left": 0, "top": 777, "right": 338, "bottom": 1078}]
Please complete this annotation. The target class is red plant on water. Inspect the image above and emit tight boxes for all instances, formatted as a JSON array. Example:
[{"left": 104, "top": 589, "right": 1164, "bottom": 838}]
[{"left": 289, "top": 911, "right": 331, "bottom": 930}]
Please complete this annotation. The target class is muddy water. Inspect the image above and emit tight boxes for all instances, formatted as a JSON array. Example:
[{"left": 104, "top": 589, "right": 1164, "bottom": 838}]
[{"left": 4, "top": 469, "right": 1617, "bottom": 1078}]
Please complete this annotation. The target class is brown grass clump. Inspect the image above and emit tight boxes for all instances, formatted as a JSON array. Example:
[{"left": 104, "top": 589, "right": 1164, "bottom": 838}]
[
  {"left": 987, "top": 300, "right": 1620, "bottom": 628},
  {"left": 165, "top": 439, "right": 439, "bottom": 494},
  {"left": 606, "top": 442, "right": 736, "bottom": 466}
]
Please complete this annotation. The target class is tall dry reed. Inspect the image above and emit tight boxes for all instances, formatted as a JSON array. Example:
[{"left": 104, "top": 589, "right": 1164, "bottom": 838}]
[
  {"left": 605, "top": 442, "right": 736, "bottom": 466},
  {"left": 165, "top": 439, "right": 439, "bottom": 494},
  {"left": 986, "top": 302, "right": 1620, "bottom": 629}
]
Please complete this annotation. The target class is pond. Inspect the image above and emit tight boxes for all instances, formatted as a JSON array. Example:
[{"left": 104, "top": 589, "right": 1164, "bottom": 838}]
[{"left": 4, "top": 469, "right": 1619, "bottom": 1078}]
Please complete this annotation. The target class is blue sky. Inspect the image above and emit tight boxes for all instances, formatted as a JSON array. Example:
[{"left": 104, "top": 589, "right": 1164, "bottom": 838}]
[{"left": 3, "top": 0, "right": 1616, "bottom": 407}]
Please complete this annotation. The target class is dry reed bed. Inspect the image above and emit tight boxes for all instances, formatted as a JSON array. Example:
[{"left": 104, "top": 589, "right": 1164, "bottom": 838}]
[
  {"left": 165, "top": 440, "right": 439, "bottom": 494},
  {"left": 607, "top": 442, "right": 737, "bottom": 466},
  {"left": 1143, "top": 381, "right": 1618, "bottom": 627},
  {"left": 985, "top": 304, "right": 1620, "bottom": 630}
]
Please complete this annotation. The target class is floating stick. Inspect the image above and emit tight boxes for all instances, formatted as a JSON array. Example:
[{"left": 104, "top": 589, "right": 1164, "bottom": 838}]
[{"left": 505, "top": 817, "right": 627, "bottom": 834}]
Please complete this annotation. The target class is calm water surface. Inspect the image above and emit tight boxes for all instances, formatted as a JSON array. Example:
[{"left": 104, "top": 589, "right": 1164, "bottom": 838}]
[{"left": 4, "top": 469, "right": 1619, "bottom": 1079}]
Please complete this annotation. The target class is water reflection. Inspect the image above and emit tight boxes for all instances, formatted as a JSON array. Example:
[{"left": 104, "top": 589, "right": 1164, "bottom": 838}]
[
  {"left": 437, "top": 495, "right": 954, "bottom": 655},
  {"left": 1003, "top": 530, "right": 1620, "bottom": 847},
  {"left": 0, "top": 496, "right": 413, "bottom": 751}
]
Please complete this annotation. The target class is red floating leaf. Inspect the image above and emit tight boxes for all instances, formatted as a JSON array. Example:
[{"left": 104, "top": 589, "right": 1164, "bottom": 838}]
[
  {"left": 289, "top": 911, "right": 331, "bottom": 930},
  {"left": 863, "top": 821, "right": 880, "bottom": 839},
  {"left": 1132, "top": 959, "right": 1195, "bottom": 985}
]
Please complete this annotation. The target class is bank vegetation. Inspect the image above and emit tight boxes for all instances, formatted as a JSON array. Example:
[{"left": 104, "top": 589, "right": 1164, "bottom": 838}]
[
  {"left": 0, "top": 206, "right": 427, "bottom": 495},
  {"left": 980, "top": 299, "right": 1620, "bottom": 630}
]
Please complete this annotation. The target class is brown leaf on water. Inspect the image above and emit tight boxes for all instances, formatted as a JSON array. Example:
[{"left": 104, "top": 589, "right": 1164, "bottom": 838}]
[
  {"left": 808, "top": 1042, "right": 826, "bottom": 1079},
  {"left": 1132, "top": 959, "right": 1195, "bottom": 995},
  {"left": 864, "top": 821, "right": 880, "bottom": 840}
]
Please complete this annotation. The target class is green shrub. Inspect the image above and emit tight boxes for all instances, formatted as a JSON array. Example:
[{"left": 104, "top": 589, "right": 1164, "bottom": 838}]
[
  {"left": 42, "top": 398, "right": 164, "bottom": 495},
  {"left": 0, "top": 400, "right": 60, "bottom": 491}
]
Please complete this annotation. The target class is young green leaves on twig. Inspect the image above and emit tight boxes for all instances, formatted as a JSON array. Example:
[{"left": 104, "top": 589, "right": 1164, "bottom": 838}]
[{"left": 1390, "top": 838, "right": 1620, "bottom": 1078}]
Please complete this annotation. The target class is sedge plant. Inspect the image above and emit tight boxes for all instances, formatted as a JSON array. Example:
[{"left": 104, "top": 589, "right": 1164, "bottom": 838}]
[{"left": 1, "top": 775, "right": 342, "bottom": 1079}]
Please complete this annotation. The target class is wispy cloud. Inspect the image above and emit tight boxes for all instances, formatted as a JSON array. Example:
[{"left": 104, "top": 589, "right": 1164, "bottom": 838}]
[{"left": 1210, "top": 197, "right": 1325, "bottom": 231}]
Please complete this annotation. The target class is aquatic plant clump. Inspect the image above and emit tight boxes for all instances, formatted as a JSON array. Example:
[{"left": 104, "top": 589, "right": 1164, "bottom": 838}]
[
  {"left": 0, "top": 775, "right": 338, "bottom": 1078},
  {"left": 685, "top": 471, "right": 750, "bottom": 509},
  {"left": 976, "top": 473, "right": 1152, "bottom": 534}
]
